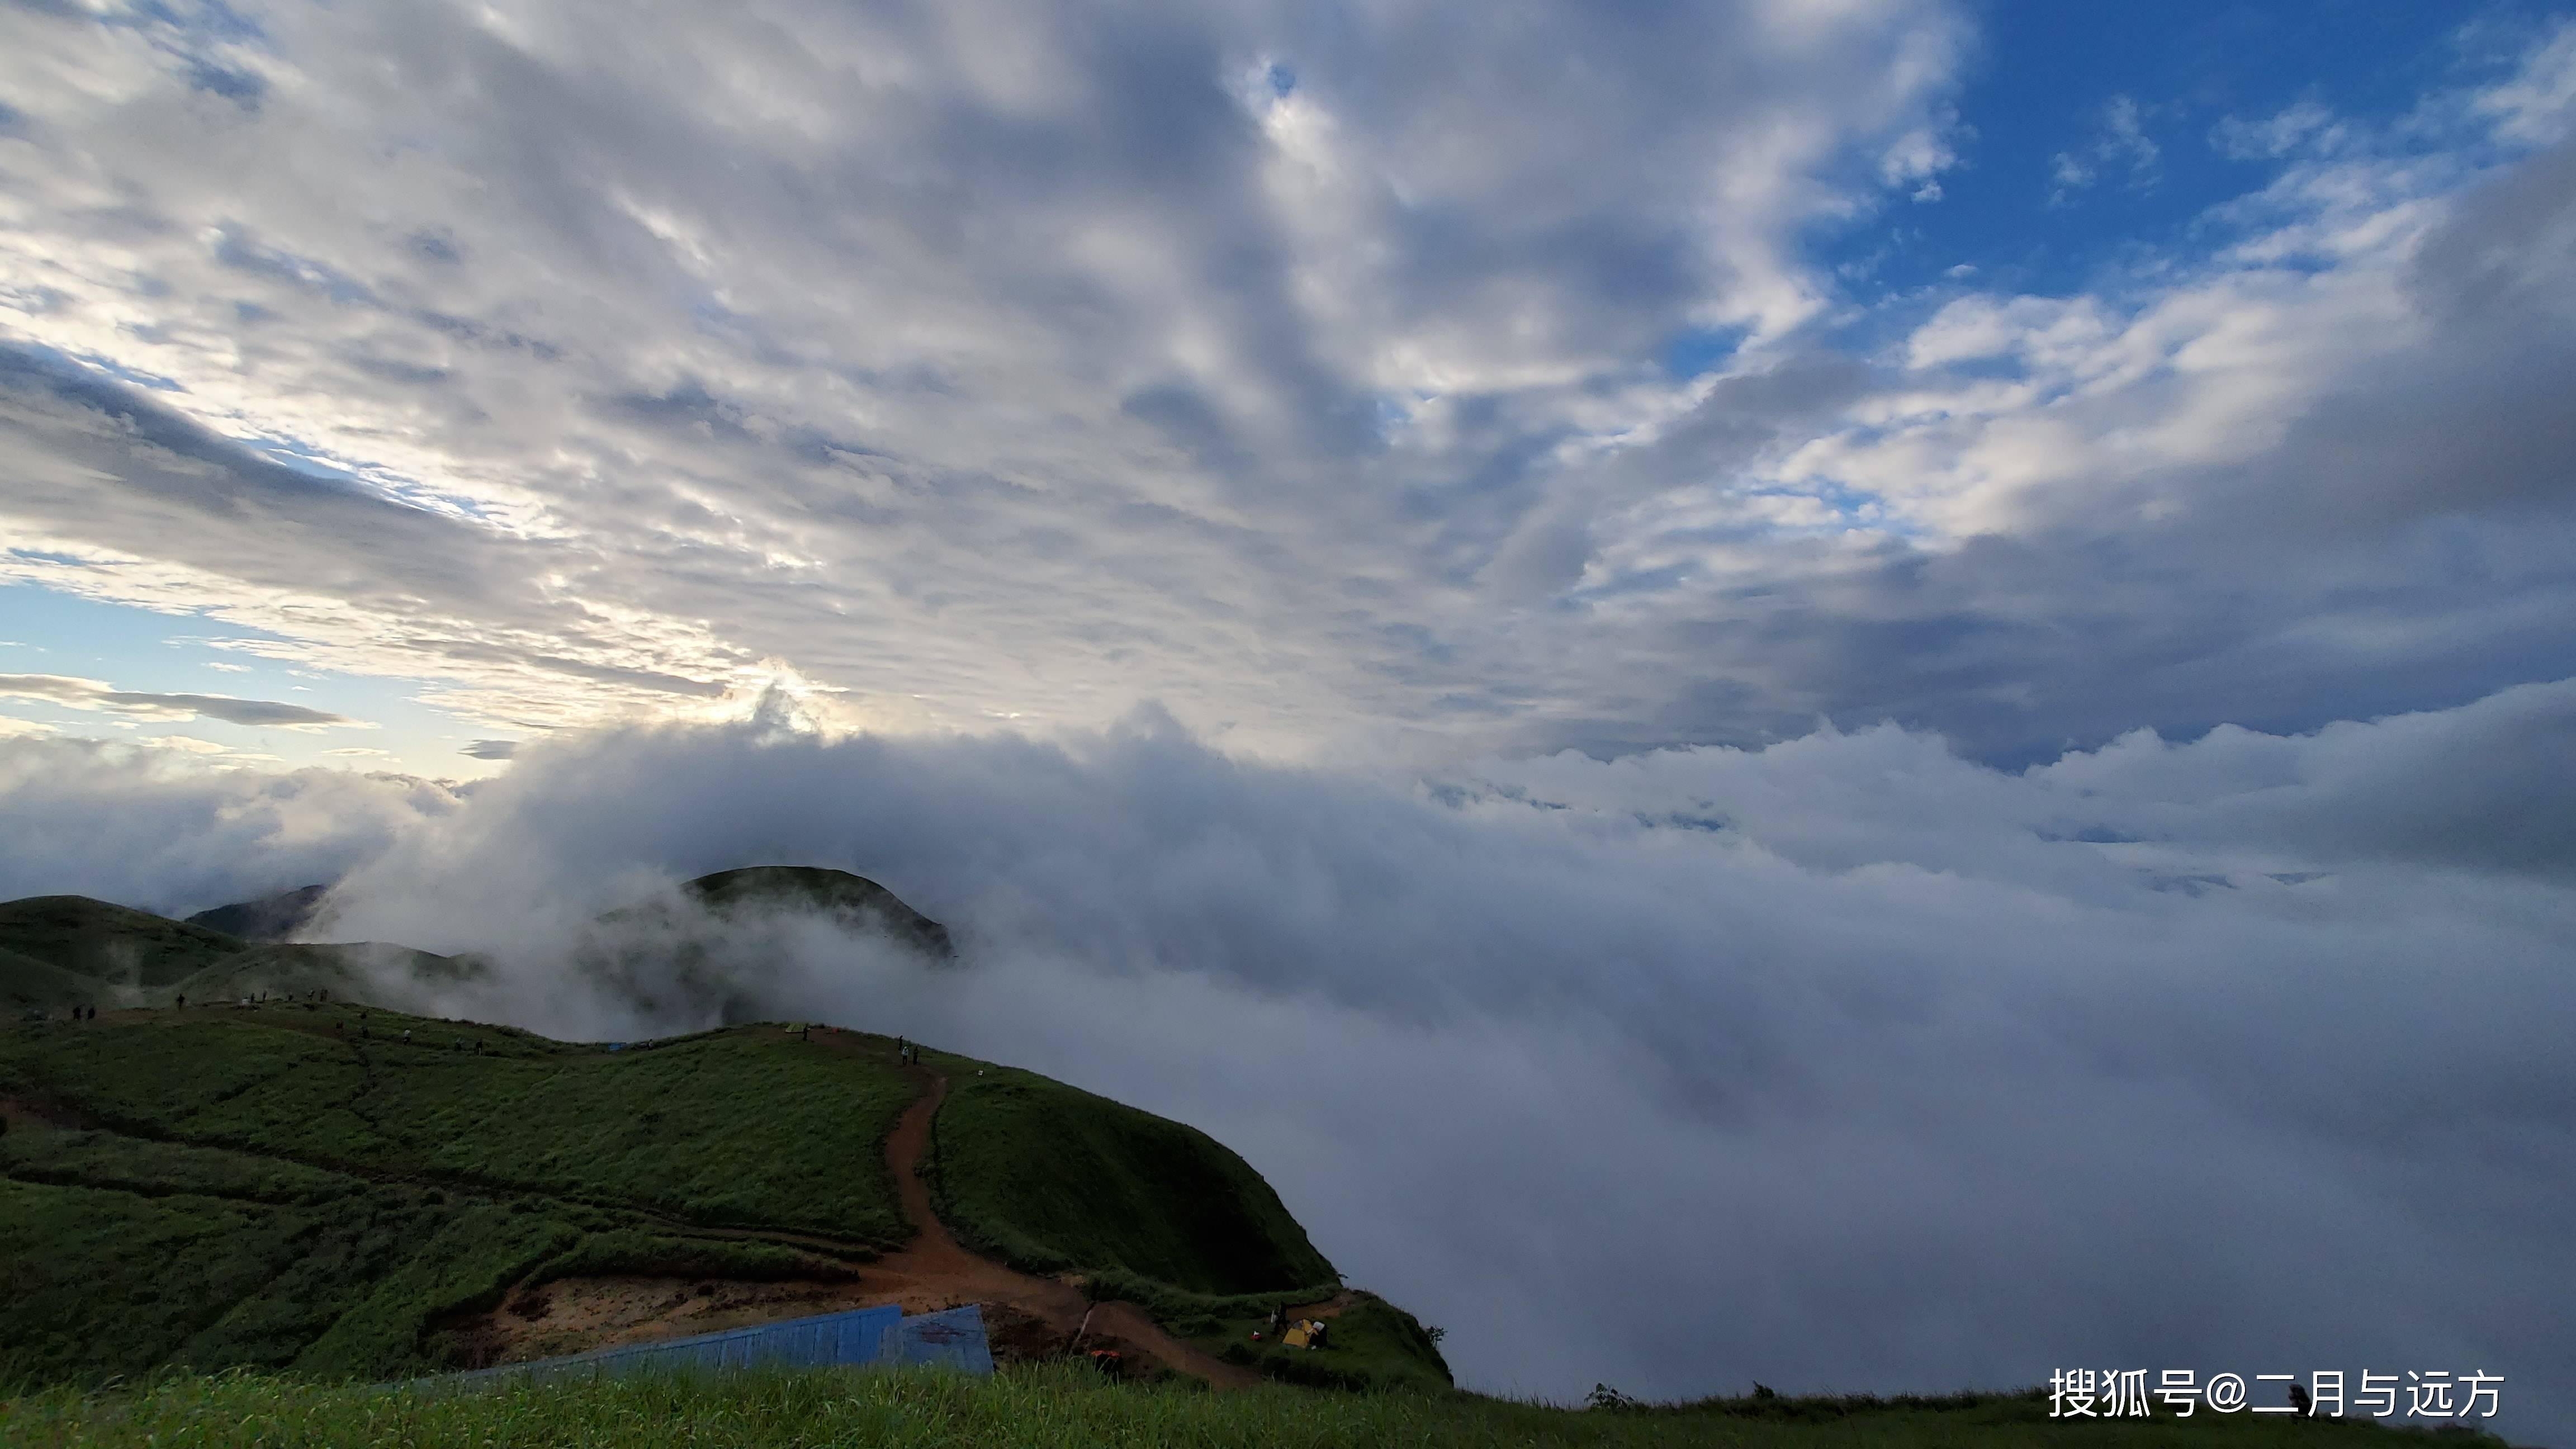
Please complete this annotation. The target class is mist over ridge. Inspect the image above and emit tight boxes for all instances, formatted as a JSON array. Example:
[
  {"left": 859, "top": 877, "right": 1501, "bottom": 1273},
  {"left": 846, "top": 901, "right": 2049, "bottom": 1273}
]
[{"left": 3, "top": 681, "right": 2568, "bottom": 1430}]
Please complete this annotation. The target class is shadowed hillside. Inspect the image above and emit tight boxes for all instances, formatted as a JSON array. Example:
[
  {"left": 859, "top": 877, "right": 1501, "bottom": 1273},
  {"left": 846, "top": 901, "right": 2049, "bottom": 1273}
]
[
  {"left": 185, "top": 885, "right": 330, "bottom": 943},
  {"left": 680, "top": 865, "right": 955, "bottom": 960},
  {"left": 5, "top": 867, "right": 953, "bottom": 1019},
  {"left": 0, "top": 897, "right": 247, "bottom": 991}
]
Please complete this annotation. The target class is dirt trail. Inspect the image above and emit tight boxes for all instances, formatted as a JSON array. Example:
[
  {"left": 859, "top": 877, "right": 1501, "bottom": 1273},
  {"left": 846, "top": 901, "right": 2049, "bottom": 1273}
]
[
  {"left": 456, "top": 1057, "right": 1258, "bottom": 1388},
  {"left": 844, "top": 1064, "right": 1259, "bottom": 1388}
]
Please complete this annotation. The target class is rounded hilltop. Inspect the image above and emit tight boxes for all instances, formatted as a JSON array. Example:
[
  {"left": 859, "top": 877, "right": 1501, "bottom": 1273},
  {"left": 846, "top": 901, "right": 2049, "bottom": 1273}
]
[{"left": 679, "top": 865, "right": 956, "bottom": 961}]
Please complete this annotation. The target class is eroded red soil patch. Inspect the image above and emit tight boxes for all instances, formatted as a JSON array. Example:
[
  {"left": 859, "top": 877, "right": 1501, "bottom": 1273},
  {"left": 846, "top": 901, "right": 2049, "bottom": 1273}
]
[{"left": 441, "top": 1059, "right": 1259, "bottom": 1388}]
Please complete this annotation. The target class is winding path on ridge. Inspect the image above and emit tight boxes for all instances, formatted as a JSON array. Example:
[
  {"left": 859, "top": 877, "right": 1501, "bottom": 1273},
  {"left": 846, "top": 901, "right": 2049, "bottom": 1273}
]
[{"left": 863, "top": 1062, "right": 1261, "bottom": 1389}]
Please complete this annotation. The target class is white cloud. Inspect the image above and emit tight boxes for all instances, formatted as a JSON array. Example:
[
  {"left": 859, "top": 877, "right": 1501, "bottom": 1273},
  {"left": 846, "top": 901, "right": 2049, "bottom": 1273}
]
[
  {"left": 148, "top": 733, "right": 232, "bottom": 754},
  {"left": 2212, "top": 98, "right": 2345, "bottom": 160},
  {"left": 0, "top": 671, "right": 370, "bottom": 730},
  {"left": 2475, "top": 18, "right": 2576, "bottom": 144},
  {"left": 4, "top": 688, "right": 2568, "bottom": 1438},
  {"left": 2049, "top": 93, "right": 2161, "bottom": 203},
  {"left": 0, "top": 0, "right": 1968, "bottom": 758},
  {"left": 0, "top": 11, "right": 2566, "bottom": 783}
]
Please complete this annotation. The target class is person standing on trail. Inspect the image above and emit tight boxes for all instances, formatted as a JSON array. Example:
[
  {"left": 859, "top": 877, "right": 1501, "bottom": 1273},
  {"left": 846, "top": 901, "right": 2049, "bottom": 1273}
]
[{"left": 175, "top": 994, "right": 185, "bottom": 1010}]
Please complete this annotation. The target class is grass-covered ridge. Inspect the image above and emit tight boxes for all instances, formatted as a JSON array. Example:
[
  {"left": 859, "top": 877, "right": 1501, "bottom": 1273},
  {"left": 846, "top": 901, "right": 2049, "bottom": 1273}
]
[
  {"left": 0, "top": 1010, "right": 915, "bottom": 1240},
  {"left": 0, "top": 882, "right": 1446, "bottom": 1395},
  {"left": 0, "top": 1008, "right": 913, "bottom": 1385},
  {"left": 0, "top": 996, "right": 1439, "bottom": 1392},
  {"left": 927, "top": 1060, "right": 1336, "bottom": 1298},
  {"left": 0, "top": 896, "right": 247, "bottom": 991},
  {"left": 0, "top": 1365, "right": 2493, "bottom": 1449},
  {"left": 1, "top": 869, "right": 952, "bottom": 1017}
]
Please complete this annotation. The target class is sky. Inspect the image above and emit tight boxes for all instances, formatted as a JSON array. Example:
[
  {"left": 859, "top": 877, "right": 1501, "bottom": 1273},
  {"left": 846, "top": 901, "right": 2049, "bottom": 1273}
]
[{"left": 3, "top": 0, "right": 2574, "bottom": 1437}]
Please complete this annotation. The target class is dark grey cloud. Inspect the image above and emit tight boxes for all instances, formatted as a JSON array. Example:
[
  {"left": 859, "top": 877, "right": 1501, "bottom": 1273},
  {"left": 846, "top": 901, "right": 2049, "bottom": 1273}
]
[
  {"left": 0, "top": 671, "right": 363, "bottom": 728},
  {"left": 1516, "top": 119, "right": 2576, "bottom": 764},
  {"left": 460, "top": 738, "right": 518, "bottom": 760}
]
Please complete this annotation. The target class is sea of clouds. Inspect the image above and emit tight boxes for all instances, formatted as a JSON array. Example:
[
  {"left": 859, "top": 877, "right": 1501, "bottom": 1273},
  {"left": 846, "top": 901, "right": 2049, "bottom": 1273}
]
[{"left": 5, "top": 681, "right": 2569, "bottom": 1435}]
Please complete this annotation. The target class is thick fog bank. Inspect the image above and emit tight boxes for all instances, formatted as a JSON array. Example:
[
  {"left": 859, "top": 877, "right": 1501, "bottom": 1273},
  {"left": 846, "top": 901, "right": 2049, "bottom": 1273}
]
[{"left": 3, "top": 685, "right": 2570, "bottom": 1436}]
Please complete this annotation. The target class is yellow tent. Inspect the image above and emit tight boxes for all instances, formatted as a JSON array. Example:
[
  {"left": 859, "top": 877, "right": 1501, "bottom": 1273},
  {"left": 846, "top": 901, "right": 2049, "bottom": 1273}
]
[{"left": 1281, "top": 1321, "right": 1314, "bottom": 1348}]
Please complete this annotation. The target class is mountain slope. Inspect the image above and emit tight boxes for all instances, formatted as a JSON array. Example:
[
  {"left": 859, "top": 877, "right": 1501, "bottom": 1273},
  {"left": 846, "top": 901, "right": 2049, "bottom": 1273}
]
[
  {"left": 930, "top": 1064, "right": 1336, "bottom": 1296},
  {"left": 681, "top": 865, "right": 955, "bottom": 960},
  {"left": 0, "top": 1001, "right": 1423, "bottom": 1391},
  {"left": 0, "top": 897, "right": 247, "bottom": 988},
  {"left": 0, "top": 1010, "right": 914, "bottom": 1384},
  {"left": 1, "top": 946, "right": 103, "bottom": 1014},
  {"left": 184, "top": 884, "right": 330, "bottom": 943},
  {"left": 162, "top": 941, "right": 482, "bottom": 1008}
]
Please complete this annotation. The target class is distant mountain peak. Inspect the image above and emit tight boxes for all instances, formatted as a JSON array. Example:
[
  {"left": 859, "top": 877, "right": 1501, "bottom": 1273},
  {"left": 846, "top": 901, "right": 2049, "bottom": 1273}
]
[
  {"left": 679, "top": 866, "right": 955, "bottom": 960},
  {"left": 186, "top": 884, "right": 330, "bottom": 943}
]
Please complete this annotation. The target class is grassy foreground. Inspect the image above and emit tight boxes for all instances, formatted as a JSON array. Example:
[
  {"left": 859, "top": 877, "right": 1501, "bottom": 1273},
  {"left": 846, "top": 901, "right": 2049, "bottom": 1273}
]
[{"left": 0, "top": 1365, "right": 2481, "bottom": 1449}]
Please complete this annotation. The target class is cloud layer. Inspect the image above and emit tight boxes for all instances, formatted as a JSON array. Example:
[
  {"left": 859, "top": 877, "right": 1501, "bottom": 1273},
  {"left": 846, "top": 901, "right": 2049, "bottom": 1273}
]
[
  {"left": 3, "top": 3, "right": 2566, "bottom": 765},
  {"left": 5, "top": 681, "right": 2567, "bottom": 1436}
]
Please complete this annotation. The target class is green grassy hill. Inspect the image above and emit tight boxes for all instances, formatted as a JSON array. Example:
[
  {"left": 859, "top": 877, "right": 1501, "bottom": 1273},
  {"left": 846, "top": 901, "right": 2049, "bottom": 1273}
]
[
  {"left": 4, "top": 868, "right": 949, "bottom": 1019},
  {"left": 1, "top": 946, "right": 103, "bottom": 1014},
  {"left": 686, "top": 866, "right": 955, "bottom": 960},
  {"left": 162, "top": 941, "right": 483, "bottom": 1008},
  {"left": 0, "top": 896, "right": 248, "bottom": 991},
  {"left": 0, "top": 883, "right": 1444, "bottom": 1396},
  {"left": 929, "top": 1062, "right": 1336, "bottom": 1296},
  {"left": 0, "top": 1007, "right": 915, "bottom": 1385},
  {"left": 184, "top": 884, "right": 330, "bottom": 943},
  {"left": 0, "top": 991, "right": 1433, "bottom": 1393}
]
